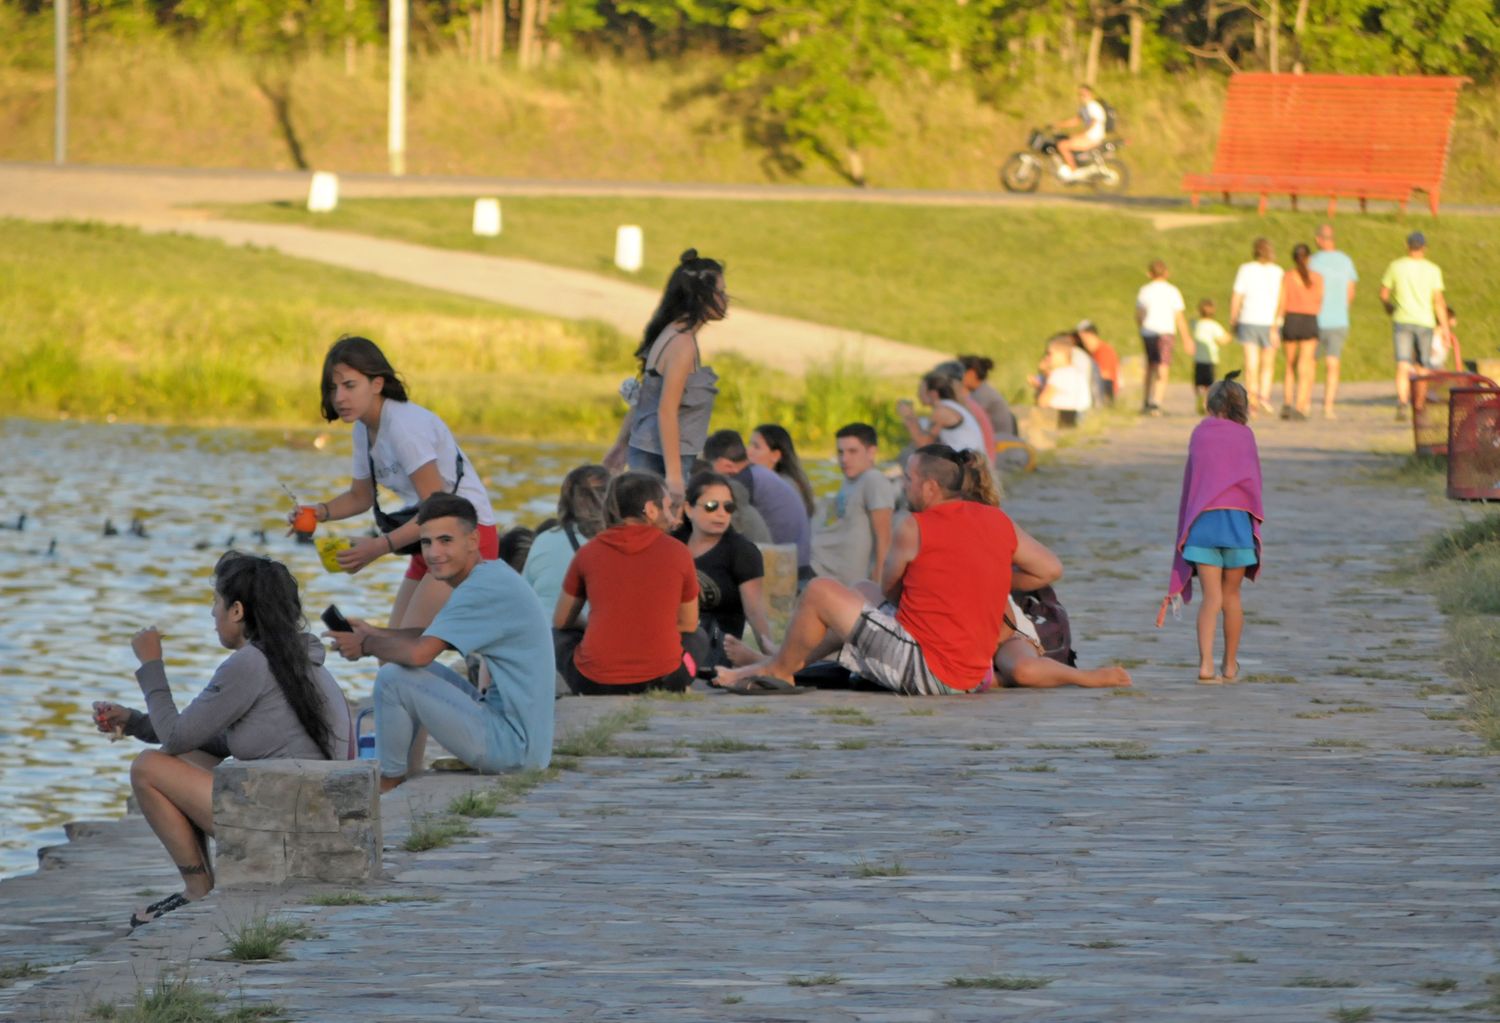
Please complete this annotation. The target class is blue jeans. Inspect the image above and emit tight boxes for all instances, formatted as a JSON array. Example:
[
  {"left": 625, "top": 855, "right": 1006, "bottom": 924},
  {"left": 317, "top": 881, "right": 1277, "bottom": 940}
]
[
  {"left": 627, "top": 446, "right": 697, "bottom": 481},
  {"left": 374, "top": 662, "right": 534, "bottom": 778}
]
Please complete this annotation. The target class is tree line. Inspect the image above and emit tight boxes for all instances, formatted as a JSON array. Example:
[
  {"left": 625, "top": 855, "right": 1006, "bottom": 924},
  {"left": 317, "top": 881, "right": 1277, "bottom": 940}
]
[{"left": 20, "top": 0, "right": 1500, "bottom": 182}]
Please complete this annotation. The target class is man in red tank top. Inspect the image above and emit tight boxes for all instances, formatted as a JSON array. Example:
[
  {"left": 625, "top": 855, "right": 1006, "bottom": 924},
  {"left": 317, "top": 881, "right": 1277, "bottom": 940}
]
[{"left": 714, "top": 445, "right": 1028, "bottom": 695}]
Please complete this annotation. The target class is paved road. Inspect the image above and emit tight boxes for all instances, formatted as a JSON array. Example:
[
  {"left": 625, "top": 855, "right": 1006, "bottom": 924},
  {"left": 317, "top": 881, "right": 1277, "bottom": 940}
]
[{"left": 3, "top": 387, "right": 1494, "bottom": 1022}]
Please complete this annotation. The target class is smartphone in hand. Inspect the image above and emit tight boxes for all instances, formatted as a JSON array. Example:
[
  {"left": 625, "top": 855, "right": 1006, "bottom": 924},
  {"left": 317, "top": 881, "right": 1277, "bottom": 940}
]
[{"left": 321, "top": 604, "right": 354, "bottom": 633}]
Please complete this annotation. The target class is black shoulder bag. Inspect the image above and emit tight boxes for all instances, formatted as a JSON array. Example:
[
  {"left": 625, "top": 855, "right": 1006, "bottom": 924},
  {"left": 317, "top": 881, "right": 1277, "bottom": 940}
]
[{"left": 368, "top": 451, "right": 466, "bottom": 557}]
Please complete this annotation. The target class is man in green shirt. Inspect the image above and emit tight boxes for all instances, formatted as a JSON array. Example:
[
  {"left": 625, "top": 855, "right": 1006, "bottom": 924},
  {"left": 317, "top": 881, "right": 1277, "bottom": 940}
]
[{"left": 1380, "top": 231, "right": 1450, "bottom": 420}]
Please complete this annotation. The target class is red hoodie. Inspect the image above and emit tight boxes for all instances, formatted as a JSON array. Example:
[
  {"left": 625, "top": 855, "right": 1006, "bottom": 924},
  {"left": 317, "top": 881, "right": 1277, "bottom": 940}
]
[{"left": 563, "top": 523, "right": 698, "bottom": 684}]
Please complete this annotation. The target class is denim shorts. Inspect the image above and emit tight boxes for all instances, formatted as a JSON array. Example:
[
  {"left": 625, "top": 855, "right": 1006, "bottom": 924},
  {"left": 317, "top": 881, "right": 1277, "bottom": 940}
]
[
  {"left": 1236, "top": 323, "right": 1275, "bottom": 349},
  {"left": 1317, "top": 328, "right": 1349, "bottom": 359},
  {"left": 1392, "top": 323, "right": 1436, "bottom": 367}
]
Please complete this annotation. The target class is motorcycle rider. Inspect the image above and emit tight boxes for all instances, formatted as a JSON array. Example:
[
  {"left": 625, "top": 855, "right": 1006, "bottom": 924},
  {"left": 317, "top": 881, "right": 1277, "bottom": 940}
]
[{"left": 1054, "top": 84, "right": 1107, "bottom": 181}]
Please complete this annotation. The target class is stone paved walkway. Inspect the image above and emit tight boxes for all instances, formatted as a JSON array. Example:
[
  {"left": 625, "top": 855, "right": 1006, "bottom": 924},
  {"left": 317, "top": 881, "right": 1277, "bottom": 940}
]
[{"left": 3, "top": 386, "right": 1498, "bottom": 1022}]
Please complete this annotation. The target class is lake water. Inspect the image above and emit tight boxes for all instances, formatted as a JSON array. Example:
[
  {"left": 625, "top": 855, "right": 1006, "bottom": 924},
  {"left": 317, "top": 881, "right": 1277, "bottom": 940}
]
[{"left": 0, "top": 416, "right": 611, "bottom": 878}]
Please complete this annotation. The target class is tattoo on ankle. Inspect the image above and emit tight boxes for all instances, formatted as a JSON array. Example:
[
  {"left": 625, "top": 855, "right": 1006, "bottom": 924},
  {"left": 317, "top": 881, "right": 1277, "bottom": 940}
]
[{"left": 177, "top": 863, "right": 209, "bottom": 876}]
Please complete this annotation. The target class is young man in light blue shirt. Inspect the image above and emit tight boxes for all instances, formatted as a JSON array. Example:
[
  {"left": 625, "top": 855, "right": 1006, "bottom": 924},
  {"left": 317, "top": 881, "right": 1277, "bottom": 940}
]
[
  {"left": 1308, "top": 223, "right": 1359, "bottom": 419},
  {"left": 327, "top": 493, "right": 555, "bottom": 791}
]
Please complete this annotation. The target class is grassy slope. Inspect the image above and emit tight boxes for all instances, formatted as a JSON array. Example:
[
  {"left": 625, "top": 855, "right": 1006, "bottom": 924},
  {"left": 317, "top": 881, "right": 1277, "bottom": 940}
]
[
  {"left": 0, "top": 219, "right": 907, "bottom": 445},
  {"left": 4, "top": 42, "right": 1499, "bottom": 200},
  {"left": 222, "top": 196, "right": 1500, "bottom": 394}
]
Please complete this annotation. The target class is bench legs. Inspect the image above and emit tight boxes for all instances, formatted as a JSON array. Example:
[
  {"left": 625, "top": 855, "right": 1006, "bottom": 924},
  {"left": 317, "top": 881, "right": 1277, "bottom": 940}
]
[
  {"left": 1327, "top": 196, "right": 1337, "bottom": 217},
  {"left": 1257, "top": 193, "right": 1268, "bottom": 215}
]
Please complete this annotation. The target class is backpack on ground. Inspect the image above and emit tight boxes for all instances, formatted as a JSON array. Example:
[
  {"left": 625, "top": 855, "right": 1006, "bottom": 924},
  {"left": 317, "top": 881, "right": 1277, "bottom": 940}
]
[{"left": 1013, "top": 586, "right": 1078, "bottom": 666}]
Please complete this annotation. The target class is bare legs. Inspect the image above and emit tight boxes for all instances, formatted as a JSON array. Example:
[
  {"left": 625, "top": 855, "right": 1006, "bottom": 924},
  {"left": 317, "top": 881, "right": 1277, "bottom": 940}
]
[
  {"left": 1193, "top": 564, "right": 1245, "bottom": 681},
  {"left": 130, "top": 749, "right": 220, "bottom": 918},
  {"left": 1241, "top": 343, "right": 1265, "bottom": 412},
  {"left": 1147, "top": 360, "right": 1169, "bottom": 412},
  {"left": 1323, "top": 354, "right": 1341, "bottom": 417},
  {"left": 1282, "top": 340, "right": 1317, "bottom": 414},
  {"left": 714, "top": 578, "right": 868, "bottom": 687},
  {"left": 994, "top": 638, "right": 1132, "bottom": 688},
  {"left": 1259, "top": 342, "right": 1279, "bottom": 414},
  {"left": 1395, "top": 358, "right": 1415, "bottom": 410}
]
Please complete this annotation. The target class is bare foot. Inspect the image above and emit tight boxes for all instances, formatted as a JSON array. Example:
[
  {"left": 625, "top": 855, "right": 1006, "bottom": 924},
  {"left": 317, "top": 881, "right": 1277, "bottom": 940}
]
[
  {"left": 711, "top": 660, "right": 773, "bottom": 689},
  {"left": 1198, "top": 663, "right": 1218, "bottom": 681},
  {"left": 723, "top": 635, "right": 770, "bottom": 667},
  {"left": 1079, "top": 666, "right": 1133, "bottom": 688},
  {"left": 1220, "top": 661, "right": 1240, "bottom": 682}
]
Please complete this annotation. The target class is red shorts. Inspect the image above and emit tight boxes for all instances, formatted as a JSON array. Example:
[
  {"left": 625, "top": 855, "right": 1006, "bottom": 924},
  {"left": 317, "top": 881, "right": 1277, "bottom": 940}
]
[{"left": 404, "top": 523, "right": 500, "bottom": 581}]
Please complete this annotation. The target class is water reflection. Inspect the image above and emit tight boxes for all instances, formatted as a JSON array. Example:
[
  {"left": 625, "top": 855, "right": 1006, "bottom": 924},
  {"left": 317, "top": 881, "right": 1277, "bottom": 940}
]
[{"left": 0, "top": 417, "right": 606, "bottom": 878}]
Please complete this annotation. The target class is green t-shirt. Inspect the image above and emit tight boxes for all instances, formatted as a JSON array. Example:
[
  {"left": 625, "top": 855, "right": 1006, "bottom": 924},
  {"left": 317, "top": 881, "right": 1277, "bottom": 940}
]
[{"left": 1380, "top": 256, "right": 1445, "bottom": 328}]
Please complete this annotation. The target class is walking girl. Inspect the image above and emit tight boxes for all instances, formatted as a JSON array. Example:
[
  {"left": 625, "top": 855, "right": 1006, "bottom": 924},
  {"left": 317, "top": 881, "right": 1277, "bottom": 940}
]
[
  {"left": 604, "top": 249, "right": 726, "bottom": 512},
  {"left": 296, "top": 335, "right": 500, "bottom": 631},
  {"left": 1159, "top": 374, "right": 1264, "bottom": 683}
]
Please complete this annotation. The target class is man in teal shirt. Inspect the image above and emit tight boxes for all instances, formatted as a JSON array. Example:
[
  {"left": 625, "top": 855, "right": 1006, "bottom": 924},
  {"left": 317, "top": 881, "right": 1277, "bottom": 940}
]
[
  {"left": 1380, "top": 231, "right": 1450, "bottom": 420},
  {"left": 327, "top": 493, "right": 556, "bottom": 791},
  {"left": 1308, "top": 223, "right": 1358, "bottom": 419}
]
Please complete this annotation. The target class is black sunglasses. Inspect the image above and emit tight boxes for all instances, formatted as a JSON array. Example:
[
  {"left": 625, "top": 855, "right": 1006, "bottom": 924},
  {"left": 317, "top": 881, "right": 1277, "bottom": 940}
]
[{"left": 700, "top": 499, "right": 737, "bottom": 514}]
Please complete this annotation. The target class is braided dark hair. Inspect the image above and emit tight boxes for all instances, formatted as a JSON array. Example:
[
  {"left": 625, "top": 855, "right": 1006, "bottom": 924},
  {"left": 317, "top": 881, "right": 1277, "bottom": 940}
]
[
  {"left": 213, "top": 551, "right": 334, "bottom": 760},
  {"left": 635, "top": 249, "right": 727, "bottom": 370}
]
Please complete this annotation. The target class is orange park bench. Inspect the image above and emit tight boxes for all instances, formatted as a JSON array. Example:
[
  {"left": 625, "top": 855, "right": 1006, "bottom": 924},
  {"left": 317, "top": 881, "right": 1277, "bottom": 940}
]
[{"left": 1183, "top": 73, "right": 1466, "bottom": 215}]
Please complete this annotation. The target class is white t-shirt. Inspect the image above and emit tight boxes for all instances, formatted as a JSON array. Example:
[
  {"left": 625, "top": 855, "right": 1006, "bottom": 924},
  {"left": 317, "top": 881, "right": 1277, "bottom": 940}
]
[
  {"left": 1136, "top": 279, "right": 1186, "bottom": 337},
  {"left": 937, "top": 398, "right": 986, "bottom": 454},
  {"left": 1040, "top": 365, "right": 1092, "bottom": 413},
  {"left": 1232, "top": 261, "right": 1285, "bottom": 327},
  {"left": 1080, "top": 100, "right": 1107, "bottom": 143},
  {"left": 351, "top": 400, "right": 496, "bottom": 526}
]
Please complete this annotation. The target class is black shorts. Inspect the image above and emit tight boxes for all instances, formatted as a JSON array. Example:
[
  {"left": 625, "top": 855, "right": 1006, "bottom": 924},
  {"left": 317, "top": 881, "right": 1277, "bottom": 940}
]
[
  {"left": 1141, "top": 332, "right": 1175, "bottom": 367},
  {"left": 1282, "top": 313, "right": 1319, "bottom": 342},
  {"left": 1194, "top": 362, "right": 1216, "bottom": 388}
]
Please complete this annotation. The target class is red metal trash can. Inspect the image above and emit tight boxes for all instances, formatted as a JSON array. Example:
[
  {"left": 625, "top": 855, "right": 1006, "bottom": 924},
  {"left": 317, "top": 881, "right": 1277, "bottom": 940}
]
[
  {"left": 1414, "top": 372, "right": 1495, "bottom": 457},
  {"left": 1447, "top": 387, "right": 1500, "bottom": 501}
]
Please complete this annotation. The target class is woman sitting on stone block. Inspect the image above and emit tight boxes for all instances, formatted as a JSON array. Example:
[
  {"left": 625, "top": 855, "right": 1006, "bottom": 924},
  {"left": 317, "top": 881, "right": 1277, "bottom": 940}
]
[{"left": 91, "top": 551, "right": 352, "bottom": 929}]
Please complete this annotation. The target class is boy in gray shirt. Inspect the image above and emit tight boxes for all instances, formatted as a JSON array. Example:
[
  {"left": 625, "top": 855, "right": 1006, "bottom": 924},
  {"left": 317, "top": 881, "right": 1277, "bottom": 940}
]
[{"left": 811, "top": 423, "right": 895, "bottom": 585}]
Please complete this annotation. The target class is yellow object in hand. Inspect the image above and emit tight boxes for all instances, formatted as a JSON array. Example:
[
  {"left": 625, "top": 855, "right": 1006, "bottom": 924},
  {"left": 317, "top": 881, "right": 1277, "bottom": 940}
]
[{"left": 315, "top": 536, "right": 353, "bottom": 573}]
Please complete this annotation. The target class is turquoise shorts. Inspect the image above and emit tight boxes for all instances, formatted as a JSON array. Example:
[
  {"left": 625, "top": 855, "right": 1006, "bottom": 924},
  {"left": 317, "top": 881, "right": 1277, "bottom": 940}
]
[{"left": 1183, "top": 545, "right": 1258, "bottom": 569}]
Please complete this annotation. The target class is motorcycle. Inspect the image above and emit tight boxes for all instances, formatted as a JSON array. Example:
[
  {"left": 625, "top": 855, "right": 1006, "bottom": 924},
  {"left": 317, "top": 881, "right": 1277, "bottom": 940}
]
[{"left": 1000, "top": 129, "right": 1130, "bottom": 194}]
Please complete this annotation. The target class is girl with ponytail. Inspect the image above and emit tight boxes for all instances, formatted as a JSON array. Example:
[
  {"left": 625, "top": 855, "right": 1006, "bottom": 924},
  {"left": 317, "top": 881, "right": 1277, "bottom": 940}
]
[
  {"left": 92, "top": 551, "right": 352, "bottom": 929},
  {"left": 604, "top": 249, "right": 727, "bottom": 512},
  {"left": 1275, "top": 242, "right": 1325, "bottom": 420}
]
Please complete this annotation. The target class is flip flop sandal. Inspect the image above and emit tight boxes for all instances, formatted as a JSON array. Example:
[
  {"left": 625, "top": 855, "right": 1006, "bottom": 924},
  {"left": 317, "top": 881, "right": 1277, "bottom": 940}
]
[
  {"left": 129, "top": 891, "right": 191, "bottom": 930},
  {"left": 723, "top": 674, "right": 807, "bottom": 696}
]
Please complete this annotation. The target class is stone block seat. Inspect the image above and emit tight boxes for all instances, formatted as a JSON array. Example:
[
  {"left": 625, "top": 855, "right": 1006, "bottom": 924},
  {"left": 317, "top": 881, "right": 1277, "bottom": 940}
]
[{"left": 212, "top": 759, "right": 381, "bottom": 887}]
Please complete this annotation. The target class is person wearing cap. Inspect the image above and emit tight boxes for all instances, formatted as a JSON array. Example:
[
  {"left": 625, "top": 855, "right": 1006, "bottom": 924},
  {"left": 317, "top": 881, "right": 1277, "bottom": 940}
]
[
  {"left": 1380, "top": 231, "right": 1450, "bottom": 421},
  {"left": 1074, "top": 320, "right": 1119, "bottom": 406}
]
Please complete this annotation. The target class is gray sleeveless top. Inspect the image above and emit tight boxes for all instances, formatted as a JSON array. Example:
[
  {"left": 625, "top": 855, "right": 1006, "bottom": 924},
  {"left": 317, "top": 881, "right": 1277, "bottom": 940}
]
[{"left": 628, "top": 325, "right": 719, "bottom": 457}]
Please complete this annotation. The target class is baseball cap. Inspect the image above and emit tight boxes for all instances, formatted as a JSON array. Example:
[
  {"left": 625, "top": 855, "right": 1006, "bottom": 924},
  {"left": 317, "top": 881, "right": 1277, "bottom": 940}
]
[
  {"left": 1075, "top": 319, "right": 1097, "bottom": 334},
  {"left": 1407, "top": 230, "right": 1426, "bottom": 249}
]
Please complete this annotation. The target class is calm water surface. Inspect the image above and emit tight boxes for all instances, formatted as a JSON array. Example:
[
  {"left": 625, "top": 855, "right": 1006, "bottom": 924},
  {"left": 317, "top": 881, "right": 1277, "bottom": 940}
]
[{"left": 0, "top": 417, "right": 605, "bottom": 878}]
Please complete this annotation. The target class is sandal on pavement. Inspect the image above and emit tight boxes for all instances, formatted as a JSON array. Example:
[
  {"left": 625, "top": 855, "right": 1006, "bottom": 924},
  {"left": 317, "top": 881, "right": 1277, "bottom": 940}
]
[
  {"left": 129, "top": 891, "right": 191, "bottom": 930},
  {"left": 720, "top": 674, "right": 806, "bottom": 696}
]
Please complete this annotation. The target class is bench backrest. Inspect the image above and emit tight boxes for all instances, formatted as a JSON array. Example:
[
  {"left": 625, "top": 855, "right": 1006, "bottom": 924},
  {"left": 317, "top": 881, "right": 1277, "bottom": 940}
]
[{"left": 1209, "top": 73, "right": 1465, "bottom": 185}]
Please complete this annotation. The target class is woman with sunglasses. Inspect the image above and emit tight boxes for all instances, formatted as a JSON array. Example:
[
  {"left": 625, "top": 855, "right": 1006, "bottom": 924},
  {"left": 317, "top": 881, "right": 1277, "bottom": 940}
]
[{"left": 674, "top": 471, "right": 775, "bottom": 668}]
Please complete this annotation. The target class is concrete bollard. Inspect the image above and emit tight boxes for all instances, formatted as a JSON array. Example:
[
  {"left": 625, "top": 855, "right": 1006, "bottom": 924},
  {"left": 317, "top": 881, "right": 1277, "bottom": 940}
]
[
  {"left": 213, "top": 759, "right": 381, "bottom": 887},
  {"left": 472, "top": 197, "right": 502, "bottom": 237},
  {"left": 307, "top": 171, "right": 339, "bottom": 213},
  {"left": 615, "top": 225, "right": 644, "bottom": 273},
  {"left": 757, "top": 543, "right": 799, "bottom": 645}
]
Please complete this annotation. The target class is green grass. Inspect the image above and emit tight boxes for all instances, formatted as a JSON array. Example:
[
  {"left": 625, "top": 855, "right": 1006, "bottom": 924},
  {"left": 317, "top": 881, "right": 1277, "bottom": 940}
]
[
  {"left": 815, "top": 707, "right": 878, "bottom": 727},
  {"left": 225, "top": 196, "right": 1500, "bottom": 404},
  {"left": 1013, "top": 762, "right": 1057, "bottom": 773},
  {"left": 221, "top": 914, "right": 315, "bottom": 962},
  {"left": 402, "top": 815, "right": 476, "bottom": 852},
  {"left": 447, "top": 770, "right": 557, "bottom": 818},
  {"left": 552, "top": 705, "right": 654, "bottom": 757},
  {"left": 834, "top": 738, "right": 870, "bottom": 750},
  {"left": 1418, "top": 516, "right": 1500, "bottom": 746},
  {"left": 1289, "top": 976, "right": 1360, "bottom": 989},
  {"left": 946, "top": 975, "right": 1053, "bottom": 990},
  {"left": 1329, "top": 1008, "right": 1373, "bottom": 1023},
  {"left": 305, "top": 891, "right": 375, "bottom": 907},
  {"left": 89, "top": 971, "right": 285, "bottom": 1021},
  {"left": 692, "top": 737, "right": 769, "bottom": 754},
  {"left": 852, "top": 858, "right": 909, "bottom": 878},
  {"left": 1415, "top": 777, "right": 1483, "bottom": 788},
  {"left": 0, "top": 962, "right": 41, "bottom": 987},
  {"left": 786, "top": 974, "right": 842, "bottom": 987},
  {"left": 1418, "top": 978, "right": 1459, "bottom": 994}
]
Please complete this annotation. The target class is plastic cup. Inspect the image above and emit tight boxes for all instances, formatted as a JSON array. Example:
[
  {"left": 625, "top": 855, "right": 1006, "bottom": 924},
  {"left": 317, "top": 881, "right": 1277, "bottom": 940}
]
[
  {"left": 315, "top": 536, "right": 353, "bottom": 573},
  {"left": 293, "top": 505, "right": 318, "bottom": 542}
]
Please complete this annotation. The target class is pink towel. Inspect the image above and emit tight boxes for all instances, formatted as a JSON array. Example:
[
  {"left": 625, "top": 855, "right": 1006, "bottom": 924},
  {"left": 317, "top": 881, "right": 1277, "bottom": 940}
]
[{"left": 1157, "top": 417, "right": 1264, "bottom": 626}]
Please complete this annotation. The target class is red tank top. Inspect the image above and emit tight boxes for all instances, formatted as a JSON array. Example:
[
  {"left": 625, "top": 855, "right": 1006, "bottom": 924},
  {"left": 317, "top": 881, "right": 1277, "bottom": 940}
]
[{"left": 896, "top": 501, "right": 1017, "bottom": 690}]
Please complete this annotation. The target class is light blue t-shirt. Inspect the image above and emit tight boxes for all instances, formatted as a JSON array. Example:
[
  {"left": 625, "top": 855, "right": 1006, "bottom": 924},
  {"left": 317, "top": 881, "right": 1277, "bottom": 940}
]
[
  {"left": 522, "top": 526, "right": 580, "bottom": 620},
  {"left": 424, "top": 560, "right": 555, "bottom": 768},
  {"left": 1308, "top": 250, "right": 1359, "bottom": 329}
]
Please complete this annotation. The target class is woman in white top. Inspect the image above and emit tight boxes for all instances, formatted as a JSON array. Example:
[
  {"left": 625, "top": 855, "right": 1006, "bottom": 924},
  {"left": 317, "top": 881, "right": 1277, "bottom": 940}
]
[
  {"left": 1229, "top": 237, "right": 1286, "bottom": 415},
  {"left": 298, "top": 336, "right": 499, "bottom": 632},
  {"left": 898, "top": 371, "right": 986, "bottom": 455}
]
